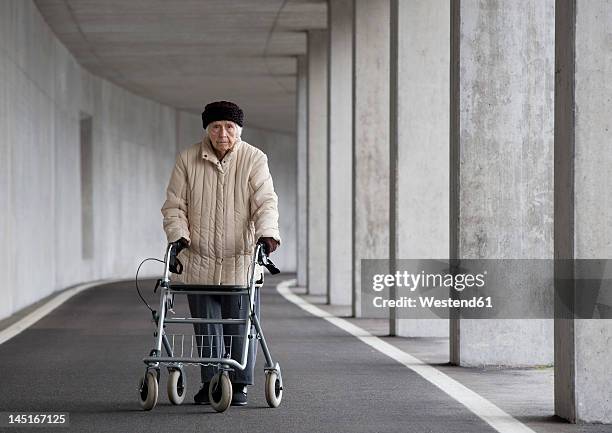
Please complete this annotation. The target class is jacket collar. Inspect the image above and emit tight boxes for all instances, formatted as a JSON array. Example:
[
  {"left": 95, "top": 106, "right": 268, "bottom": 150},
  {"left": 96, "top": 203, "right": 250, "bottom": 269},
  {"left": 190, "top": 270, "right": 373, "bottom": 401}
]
[{"left": 200, "top": 136, "right": 242, "bottom": 165}]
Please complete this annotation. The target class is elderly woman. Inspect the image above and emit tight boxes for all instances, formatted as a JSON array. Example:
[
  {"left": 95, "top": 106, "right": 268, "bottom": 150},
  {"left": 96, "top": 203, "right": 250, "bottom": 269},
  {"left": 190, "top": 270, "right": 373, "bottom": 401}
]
[{"left": 161, "top": 101, "right": 281, "bottom": 406}]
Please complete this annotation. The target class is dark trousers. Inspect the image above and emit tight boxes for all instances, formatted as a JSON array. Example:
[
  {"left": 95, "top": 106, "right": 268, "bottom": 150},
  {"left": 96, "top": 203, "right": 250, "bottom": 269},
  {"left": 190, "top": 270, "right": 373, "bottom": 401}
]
[{"left": 187, "top": 291, "right": 260, "bottom": 385}]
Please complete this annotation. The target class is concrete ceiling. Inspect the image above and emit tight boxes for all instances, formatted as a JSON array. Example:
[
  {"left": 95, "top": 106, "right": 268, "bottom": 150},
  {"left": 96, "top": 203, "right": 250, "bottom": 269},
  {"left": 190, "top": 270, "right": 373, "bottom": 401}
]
[{"left": 34, "top": 0, "right": 328, "bottom": 133}]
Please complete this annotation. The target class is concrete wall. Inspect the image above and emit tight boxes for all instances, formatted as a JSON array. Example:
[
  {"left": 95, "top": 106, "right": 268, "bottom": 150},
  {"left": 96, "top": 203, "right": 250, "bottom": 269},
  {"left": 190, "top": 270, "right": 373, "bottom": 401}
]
[
  {"left": 0, "top": 0, "right": 178, "bottom": 321},
  {"left": 0, "top": 0, "right": 297, "bottom": 321},
  {"left": 177, "top": 111, "right": 203, "bottom": 150}
]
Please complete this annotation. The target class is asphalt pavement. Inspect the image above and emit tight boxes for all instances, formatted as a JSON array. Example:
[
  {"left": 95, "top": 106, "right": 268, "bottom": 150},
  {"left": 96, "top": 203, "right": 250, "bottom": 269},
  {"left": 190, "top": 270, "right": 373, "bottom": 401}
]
[{"left": 0, "top": 275, "right": 499, "bottom": 433}]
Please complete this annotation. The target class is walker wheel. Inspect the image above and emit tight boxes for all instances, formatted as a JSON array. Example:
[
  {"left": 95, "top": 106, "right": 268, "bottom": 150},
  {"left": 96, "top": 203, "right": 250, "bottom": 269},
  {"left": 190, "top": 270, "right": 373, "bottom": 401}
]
[
  {"left": 138, "top": 370, "right": 158, "bottom": 410},
  {"left": 209, "top": 372, "right": 232, "bottom": 413},
  {"left": 167, "top": 368, "right": 186, "bottom": 405},
  {"left": 265, "top": 371, "right": 283, "bottom": 408}
]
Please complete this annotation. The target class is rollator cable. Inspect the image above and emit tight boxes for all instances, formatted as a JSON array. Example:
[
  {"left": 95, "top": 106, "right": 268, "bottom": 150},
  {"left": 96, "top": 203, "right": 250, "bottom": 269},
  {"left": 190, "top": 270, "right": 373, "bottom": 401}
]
[{"left": 135, "top": 257, "right": 165, "bottom": 312}]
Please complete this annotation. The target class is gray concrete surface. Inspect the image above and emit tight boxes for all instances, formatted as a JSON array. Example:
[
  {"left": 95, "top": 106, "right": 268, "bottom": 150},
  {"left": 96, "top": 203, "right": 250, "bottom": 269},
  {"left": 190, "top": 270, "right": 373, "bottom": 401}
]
[
  {"left": 553, "top": 0, "right": 578, "bottom": 423},
  {"left": 0, "top": 0, "right": 176, "bottom": 320},
  {"left": 450, "top": 0, "right": 555, "bottom": 367},
  {"left": 296, "top": 55, "right": 308, "bottom": 288},
  {"left": 390, "top": 0, "right": 450, "bottom": 338},
  {"left": 176, "top": 110, "right": 203, "bottom": 150},
  {"left": 327, "top": 0, "right": 353, "bottom": 307},
  {"left": 573, "top": 0, "right": 612, "bottom": 421},
  {"left": 242, "top": 128, "right": 297, "bottom": 272},
  {"left": 353, "top": 0, "right": 390, "bottom": 318},
  {"left": 0, "top": 276, "right": 516, "bottom": 433},
  {"left": 307, "top": 29, "right": 329, "bottom": 297},
  {"left": 554, "top": 0, "right": 612, "bottom": 423},
  {"left": 34, "top": 0, "right": 328, "bottom": 133}
]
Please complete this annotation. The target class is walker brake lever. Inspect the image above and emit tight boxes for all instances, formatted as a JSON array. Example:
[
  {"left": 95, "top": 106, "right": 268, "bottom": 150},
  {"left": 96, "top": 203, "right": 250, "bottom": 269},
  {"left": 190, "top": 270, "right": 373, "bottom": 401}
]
[
  {"left": 262, "top": 255, "right": 280, "bottom": 275},
  {"left": 256, "top": 242, "right": 280, "bottom": 274},
  {"left": 169, "top": 255, "right": 183, "bottom": 274}
]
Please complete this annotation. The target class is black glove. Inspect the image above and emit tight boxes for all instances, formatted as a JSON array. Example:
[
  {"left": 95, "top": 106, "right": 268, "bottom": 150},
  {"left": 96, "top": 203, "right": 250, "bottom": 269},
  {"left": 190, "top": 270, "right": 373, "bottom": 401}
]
[
  {"left": 258, "top": 237, "right": 279, "bottom": 255},
  {"left": 168, "top": 238, "right": 188, "bottom": 274},
  {"left": 170, "top": 237, "right": 189, "bottom": 255},
  {"left": 256, "top": 238, "right": 281, "bottom": 275}
]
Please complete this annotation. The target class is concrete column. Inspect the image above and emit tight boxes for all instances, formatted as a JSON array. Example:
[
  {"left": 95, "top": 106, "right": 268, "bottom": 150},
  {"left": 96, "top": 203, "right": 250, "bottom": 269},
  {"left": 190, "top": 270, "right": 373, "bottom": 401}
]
[
  {"left": 554, "top": 0, "right": 612, "bottom": 423},
  {"left": 307, "top": 30, "right": 328, "bottom": 297},
  {"left": 327, "top": 0, "right": 353, "bottom": 306},
  {"left": 296, "top": 55, "right": 308, "bottom": 288},
  {"left": 353, "top": 0, "right": 390, "bottom": 317},
  {"left": 390, "top": 0, "right": 449, "bottom": 337},
  {"left": 450, "top": 0, "right": 555, "bottom": 365}
]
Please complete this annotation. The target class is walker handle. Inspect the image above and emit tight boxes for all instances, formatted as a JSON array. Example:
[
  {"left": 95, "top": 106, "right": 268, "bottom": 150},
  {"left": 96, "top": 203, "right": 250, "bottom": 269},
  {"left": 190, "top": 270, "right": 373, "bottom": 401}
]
[
  {"left": 167, "top": 242, "right": 183, "bottom": 275},
  {"left": 257, "top": 241, "right": 281, "bottom": 275}
]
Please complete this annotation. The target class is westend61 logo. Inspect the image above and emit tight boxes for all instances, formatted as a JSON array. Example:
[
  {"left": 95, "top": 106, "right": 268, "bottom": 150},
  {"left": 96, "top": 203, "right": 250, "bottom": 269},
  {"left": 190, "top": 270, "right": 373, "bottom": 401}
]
[{"left": 372, "top": 270, "right": 486, "bottom": 292}]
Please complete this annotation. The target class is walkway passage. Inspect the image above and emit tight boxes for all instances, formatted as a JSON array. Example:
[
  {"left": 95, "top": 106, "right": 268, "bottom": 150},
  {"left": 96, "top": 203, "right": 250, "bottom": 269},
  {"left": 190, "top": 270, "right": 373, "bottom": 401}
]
[{"left": 0, "top": 275, "right": 497, "bottom": 433}]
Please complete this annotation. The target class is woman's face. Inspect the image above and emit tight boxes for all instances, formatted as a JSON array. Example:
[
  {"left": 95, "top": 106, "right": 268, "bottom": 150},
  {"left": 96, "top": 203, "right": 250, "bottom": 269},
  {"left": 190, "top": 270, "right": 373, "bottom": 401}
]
[{"left": 208, "top": 121, "right": 239, "bottom": 156}]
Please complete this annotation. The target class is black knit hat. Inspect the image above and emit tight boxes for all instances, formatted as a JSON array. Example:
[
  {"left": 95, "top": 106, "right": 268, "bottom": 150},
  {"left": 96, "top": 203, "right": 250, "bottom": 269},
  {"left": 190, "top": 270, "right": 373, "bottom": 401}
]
[{"left": 201, "top": 101, "right": 244, "bottom": 129}]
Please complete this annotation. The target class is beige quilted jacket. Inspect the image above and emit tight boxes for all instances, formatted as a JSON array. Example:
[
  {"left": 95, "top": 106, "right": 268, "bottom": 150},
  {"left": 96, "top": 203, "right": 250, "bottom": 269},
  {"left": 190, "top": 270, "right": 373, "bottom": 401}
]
[{"left": 161, "top": 137, "right": 281, "bottom": 285}]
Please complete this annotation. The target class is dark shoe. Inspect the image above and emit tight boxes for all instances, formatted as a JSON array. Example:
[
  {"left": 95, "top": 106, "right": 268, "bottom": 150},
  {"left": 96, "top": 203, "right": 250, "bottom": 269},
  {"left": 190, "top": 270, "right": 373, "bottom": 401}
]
[
  {"left": 231, "top": 384, "right": 248, "bottom": 406},
  {"left": 194, "top": 382, "right": 210, "bottom": 404}
]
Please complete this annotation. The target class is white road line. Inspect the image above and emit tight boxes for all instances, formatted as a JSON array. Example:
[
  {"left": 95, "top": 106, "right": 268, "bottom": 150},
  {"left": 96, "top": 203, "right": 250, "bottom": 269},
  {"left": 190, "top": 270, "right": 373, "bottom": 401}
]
[
  {"left": 276, "top": 279, "right": 535, "bottom": 433},
  {"left": 0, "top": 280, "right": 118, "bottom": 346}
]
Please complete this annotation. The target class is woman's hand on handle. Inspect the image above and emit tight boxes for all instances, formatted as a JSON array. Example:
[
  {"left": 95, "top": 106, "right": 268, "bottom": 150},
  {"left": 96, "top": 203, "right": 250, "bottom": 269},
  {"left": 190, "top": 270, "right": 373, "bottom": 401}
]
[
  {"left": 258, "top": 237, "right": 279, "bottom": 254},
  {"left": 170, "top": 237, "right": 189, "bottom": 255}
]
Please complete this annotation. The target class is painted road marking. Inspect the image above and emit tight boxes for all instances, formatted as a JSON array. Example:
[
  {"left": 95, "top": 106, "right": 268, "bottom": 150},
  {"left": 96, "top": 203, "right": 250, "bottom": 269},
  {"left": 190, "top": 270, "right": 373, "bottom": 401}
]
[
  {"left": 0, "top": 280, "right": 118, "bottom": 346},
  {"left": 277, "top": 278, "right": 535, "bottom": 433}
]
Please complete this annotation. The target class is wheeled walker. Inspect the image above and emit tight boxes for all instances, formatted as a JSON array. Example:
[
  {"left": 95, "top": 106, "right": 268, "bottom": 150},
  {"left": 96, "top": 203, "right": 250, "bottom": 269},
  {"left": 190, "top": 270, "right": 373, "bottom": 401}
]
[{"left": 137, "top": 242, "right": 283, "bottom": 412}]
